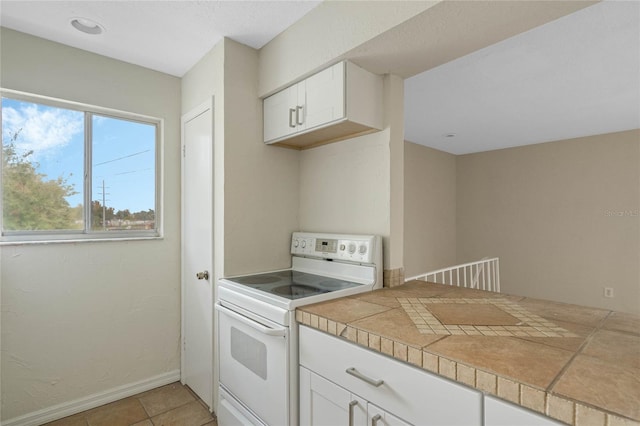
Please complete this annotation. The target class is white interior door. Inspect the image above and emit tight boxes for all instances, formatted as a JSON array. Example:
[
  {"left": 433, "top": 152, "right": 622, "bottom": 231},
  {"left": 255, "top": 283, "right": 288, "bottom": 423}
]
[{"left": 181, "top": 101, "right": 213, "bottom": 408}]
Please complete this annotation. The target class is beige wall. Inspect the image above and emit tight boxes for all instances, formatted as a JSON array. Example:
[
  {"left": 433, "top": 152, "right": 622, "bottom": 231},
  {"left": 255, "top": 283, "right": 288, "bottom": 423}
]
[
  {"left": 386, "top": 75, "right": 405, "bottom": 270},
  {"left": 221, "top": 39, "right": 299, "bottom": 275},
  {"left": 299, "top": 129, "right": 390, "bottom": 237},
  {"left": 0, "top": 29, "right": 182, "bottom": 420},
  {"left": 258, "top": 0, "right": 432, "bottom": 273},
  {"left": 298, "top": 75, "right": 406, "bottom": 271},
  {"left": 403, "top": 142, "right": 457, "bottom": 278},
  {"left": 182, "top": 38, "right": 299, "bottom": 279},
  {"left": 258, "top": 0, "right": 436, "bottom": 96},
  {"left": 456, "top": 130, "right": 640, "bottom": 314}
]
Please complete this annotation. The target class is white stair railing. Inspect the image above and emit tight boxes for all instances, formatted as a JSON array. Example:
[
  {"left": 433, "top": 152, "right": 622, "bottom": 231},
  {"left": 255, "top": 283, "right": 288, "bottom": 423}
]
[{"left": 405, "top": 257, "right": 501, "bottom": 293}]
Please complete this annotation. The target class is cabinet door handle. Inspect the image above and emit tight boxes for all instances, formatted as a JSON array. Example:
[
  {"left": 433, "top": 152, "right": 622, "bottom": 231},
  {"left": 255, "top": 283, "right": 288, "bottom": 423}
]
[
  {"left": 296, "top": 105, "right": 304, "bottom": 125},
  {"left": 289, "top": 108, "right": 296, "bottom": 128},
  {"left": 371, "top": 414, "right": 382, "bottom": 426},
  {"left": 346, "top": 367, "right": 384, "bottom": 387},
  {"left": 348, "top": 400, "right": 358, "bottom": 426}
]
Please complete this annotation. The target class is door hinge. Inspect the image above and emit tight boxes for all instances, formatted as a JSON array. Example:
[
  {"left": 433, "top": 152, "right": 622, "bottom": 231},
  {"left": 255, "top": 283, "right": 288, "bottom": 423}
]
[{"left": 182, "top": 145, "right": 186, "bottom": 158}]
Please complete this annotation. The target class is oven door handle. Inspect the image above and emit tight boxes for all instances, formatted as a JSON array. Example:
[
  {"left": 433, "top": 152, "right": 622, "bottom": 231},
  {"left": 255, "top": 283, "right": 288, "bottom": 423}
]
[{"left": 216, "top": 303, "right": 287, "bottom": 337}]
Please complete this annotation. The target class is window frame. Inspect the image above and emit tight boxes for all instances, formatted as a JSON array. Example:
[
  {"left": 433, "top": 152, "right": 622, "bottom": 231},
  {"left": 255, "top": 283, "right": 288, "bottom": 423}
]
[{"left": 0, "top": 88, "right": 163, "bottom": 244}]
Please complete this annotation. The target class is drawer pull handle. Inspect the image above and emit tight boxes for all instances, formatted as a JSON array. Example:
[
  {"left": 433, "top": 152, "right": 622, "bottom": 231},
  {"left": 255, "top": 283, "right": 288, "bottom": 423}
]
[
  {"left": 346, "top": 367, "right": 384, "bottom": 387},
  {"left": 348, "top": 400, "right": 358, "bottom": 426},
  {"left": 371, "top": 414, "right": 382, "bottom": 426}
]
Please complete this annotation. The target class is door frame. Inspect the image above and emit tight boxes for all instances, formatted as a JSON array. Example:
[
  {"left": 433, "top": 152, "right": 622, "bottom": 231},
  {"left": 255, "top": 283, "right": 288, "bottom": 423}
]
[{"left": 180, "top": 98, "right": 215, "bottom": 409}]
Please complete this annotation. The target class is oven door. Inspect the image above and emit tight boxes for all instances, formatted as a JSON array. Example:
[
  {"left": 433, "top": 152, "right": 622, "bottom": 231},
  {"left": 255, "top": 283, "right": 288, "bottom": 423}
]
[{"left": 216, "top": 302, "right": 289, "bottom": 426}]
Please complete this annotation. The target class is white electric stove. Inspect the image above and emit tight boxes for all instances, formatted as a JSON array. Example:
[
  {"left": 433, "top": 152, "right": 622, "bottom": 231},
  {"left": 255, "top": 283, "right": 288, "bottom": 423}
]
[{"left": 216, "top": 232, "right": 382, "bottom": 426}]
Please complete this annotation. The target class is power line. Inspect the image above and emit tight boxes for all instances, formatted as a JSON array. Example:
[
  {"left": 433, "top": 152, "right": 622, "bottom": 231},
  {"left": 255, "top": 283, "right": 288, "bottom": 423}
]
[
  {"left": 113, "top": 167, "right": 152, "bottom": 176},
  {"left": 94, "top": 149, "right": 151, "bottom": 167}
]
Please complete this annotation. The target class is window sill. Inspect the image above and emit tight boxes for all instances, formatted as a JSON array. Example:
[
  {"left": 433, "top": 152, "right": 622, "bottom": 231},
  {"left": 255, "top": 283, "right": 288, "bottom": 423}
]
[{"left": 0, "top": 235, "right": 163, "bottom": 246}]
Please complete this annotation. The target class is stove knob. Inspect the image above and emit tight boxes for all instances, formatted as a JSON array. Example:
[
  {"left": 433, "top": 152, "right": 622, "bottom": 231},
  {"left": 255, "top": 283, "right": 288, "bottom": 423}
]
[
  {"left": 301, "top": 240, "right": 307, "bottom": 248},
  {"left": 339, "top": 244, "right": 346, "bottom": 251},
  {"left": 348, "top": 243, "right": 356, "bottom": 254},
  {"left": 359, "top": 244, "right": 367, "bottom": 255},
  {"left": 293, "top": 239, "right": 299, "bottom": 248}
]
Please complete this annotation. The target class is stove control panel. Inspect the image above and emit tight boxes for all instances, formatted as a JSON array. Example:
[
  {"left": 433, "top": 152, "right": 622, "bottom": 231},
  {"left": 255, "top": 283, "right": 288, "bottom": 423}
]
[{"left": 291, "top": 232, "right": 378, "bottom": 264}]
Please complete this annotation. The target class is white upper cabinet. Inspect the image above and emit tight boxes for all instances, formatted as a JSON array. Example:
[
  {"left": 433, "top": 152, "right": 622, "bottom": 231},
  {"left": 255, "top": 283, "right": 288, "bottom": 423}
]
[
  {"left": 303, "top": 63, "right": 345, "bottom": 131},
  {"left": 263, "top": 85, "right": 299, "bottom": 142},
  {"left": 263, "top": 61, "right": 383, "bottom": 149}
]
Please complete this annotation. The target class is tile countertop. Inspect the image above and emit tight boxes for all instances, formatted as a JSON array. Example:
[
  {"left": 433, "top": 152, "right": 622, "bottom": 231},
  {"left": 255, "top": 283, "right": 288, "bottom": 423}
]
[{"left": 295, "top": 281, "right": 640, "bottom": 426}]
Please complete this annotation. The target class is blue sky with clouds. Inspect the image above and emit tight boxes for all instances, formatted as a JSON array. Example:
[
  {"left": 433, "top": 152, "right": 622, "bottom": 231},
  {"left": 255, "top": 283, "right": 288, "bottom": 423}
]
[{"left": 2, "top": 97, "right": 155, "bottom": 213}]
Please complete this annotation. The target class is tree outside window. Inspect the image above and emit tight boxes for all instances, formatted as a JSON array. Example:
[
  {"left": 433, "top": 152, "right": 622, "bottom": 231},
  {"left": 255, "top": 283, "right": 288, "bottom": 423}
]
[{"left": 1, "top": 93, "right": 159, "bottom": 240}]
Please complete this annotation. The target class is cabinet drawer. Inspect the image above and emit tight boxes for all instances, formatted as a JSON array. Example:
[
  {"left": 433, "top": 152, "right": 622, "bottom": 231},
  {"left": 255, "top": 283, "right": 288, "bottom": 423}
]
[
  {"left": 485, "top": 396, "right": 564, "bottom": 426},
  {"left": 299, "top": 326, "right": 482, "bottom": 426}
]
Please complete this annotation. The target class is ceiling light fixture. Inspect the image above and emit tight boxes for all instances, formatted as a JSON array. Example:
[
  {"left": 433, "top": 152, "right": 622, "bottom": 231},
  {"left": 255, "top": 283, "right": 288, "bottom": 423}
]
[{"left": 70, "top": 17, "right": 104, "bottom": 35}]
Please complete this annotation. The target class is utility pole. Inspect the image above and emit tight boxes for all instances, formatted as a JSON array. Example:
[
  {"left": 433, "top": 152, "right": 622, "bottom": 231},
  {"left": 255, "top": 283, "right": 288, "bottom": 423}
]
[
  {"left": 102, "top": 180, "right": 106, "bottom": 230},
  {"left": 97, "top": 180, "right": 110, "bottom": 230}
]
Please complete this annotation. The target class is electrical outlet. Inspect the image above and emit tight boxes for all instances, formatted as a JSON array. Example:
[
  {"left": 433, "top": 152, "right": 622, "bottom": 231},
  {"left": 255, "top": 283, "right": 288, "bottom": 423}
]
[{"left": 604, "top": 287, "right": 614, "bottom": 298}]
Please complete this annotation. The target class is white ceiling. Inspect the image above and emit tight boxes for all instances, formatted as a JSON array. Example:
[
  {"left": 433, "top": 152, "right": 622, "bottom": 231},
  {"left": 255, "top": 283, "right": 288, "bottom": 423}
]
[
  {"left": 0, "top": 0, "right": 321, "bottom": 77},
  {"left": 1, "top": 1, "right": 638, "bottom": 155},
  {"left": 404, "top": 1, "right": 640, "bottom": 155}
]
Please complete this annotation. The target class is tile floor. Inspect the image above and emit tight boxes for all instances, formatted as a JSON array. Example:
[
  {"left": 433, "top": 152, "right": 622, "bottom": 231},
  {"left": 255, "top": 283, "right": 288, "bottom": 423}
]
[{"left": 43, "top": 382, "right": 217, "bottom": 426}]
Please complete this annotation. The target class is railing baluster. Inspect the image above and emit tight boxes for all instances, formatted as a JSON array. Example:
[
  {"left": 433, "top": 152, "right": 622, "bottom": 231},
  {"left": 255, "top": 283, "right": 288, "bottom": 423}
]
[
  {"left": 491, "top": 261, "right": 495, "bottom": 292},
  {"left": 404, "top": 258, "right": 500, "bottom": 293},
  {"left": 489, "top": 262, "right": 493, "bottom": 291},
  {"left": 483, "top": 263, "right": 487, "bottom": 290}
]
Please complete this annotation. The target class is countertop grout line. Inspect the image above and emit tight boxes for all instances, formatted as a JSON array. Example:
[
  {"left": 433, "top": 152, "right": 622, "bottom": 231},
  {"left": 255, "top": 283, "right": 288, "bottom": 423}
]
[
  {"left": 421, "top": 334, "right": 450, "bottom": 349},
  {"left": 345, "top": 305, "right": 398, "bottom": 325},
  {"left": 509, "top": 335, "right": 580, "bottom": 354},
  {"left": 545, "top": 310, "right": 613, "bottom": 393},
  {"left": 344, "top": 306, "right": 447, "bottom": 349},
  {"left": 515, "top": 298, "right": 613, "bottom": 329},
  {"left": 309, "top": 296, "right": 397, "bottom": 325}
]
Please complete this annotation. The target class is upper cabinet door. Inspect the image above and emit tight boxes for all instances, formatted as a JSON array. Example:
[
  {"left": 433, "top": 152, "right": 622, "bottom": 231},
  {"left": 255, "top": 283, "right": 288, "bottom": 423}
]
[
  {"left": 263, "top": 61, "right": 381, "bottom": 148},
  {"left": 304, "top": 62, "right": 345, "bottom": 131},
  {"left": 263, "top": 85, "right": 299, "bottom": 143}
]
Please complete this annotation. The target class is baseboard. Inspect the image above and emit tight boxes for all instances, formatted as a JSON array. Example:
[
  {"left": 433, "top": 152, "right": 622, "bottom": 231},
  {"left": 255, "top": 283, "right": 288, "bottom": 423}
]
[{"left": 1, "top": 370, "right": 181, "bottom": 426}]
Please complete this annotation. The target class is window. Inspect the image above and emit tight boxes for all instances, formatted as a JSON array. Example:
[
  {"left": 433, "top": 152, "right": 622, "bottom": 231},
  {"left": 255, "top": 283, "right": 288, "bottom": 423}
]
[{"left": 1, "top": 90, "right": 160, "bottom": 241}]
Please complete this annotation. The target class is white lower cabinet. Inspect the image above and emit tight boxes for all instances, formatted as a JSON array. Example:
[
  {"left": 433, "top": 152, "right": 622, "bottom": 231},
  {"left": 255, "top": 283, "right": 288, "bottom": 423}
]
[
  {"left": 300, "top": 326, "right": 567, "bottom": 426},
  {"left": 367, "top": 403, "right": 412, "bottom": 426},
  {"left": 299, "top": 326, "right": 482, "bottom": 426},
  {"left": 300, "top": 366, "right": 367, "bottom": 426},
  {"left": 300, "top": 367, "right": 410, "bottom": 426},
  {"left": 484, "top": 396, "right": 563, "bottom": 426}
]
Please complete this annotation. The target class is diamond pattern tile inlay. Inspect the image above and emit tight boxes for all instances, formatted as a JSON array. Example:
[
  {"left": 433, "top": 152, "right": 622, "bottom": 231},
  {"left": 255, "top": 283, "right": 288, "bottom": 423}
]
[{"left": 397, "top": 298, "right": 579, "bottom": 337}]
